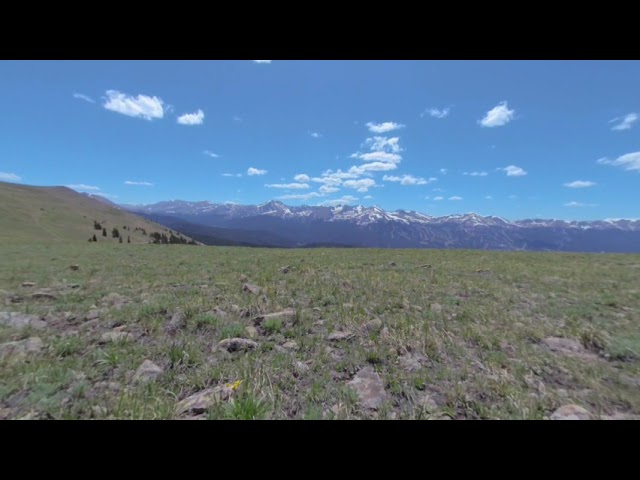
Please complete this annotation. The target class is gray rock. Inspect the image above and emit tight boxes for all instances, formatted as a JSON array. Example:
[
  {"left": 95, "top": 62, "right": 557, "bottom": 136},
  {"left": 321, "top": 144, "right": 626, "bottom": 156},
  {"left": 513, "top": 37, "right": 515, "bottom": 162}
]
[
  {"left": 252, "top": 309, "right": 296, "bottom": 325},
  {"left": 31, "top": 290, "right": 57, "bottom": 300},
  {"left": 399, "top": 354, "right": 424, "bottom": 372},
  {"left": 417, "top": 394, "right": 438, "bottom": 412},
  {"left": 550, "top": 404, "right": 593, "bottom": 420},
  {"left": 364, "top": 318, "right": 383, "bottom": 333},
  {"left": 176, "top": 386, "right": 233, "bottom": 415},
  {"left": 294, "top": 361, "right": 310, "bottom": 374},
  {"left": 242, "top": 283, "right": 261, "bottom": 295},
  {"left": 101, "top": 293, "right": 129, "bottom": 309},
  {"left": 282, "top": 341, "right": 299, "bottom": 351},
  {"left": 133, "top": 360, "right": 164, "bottom": 384},
  {"left": 0, "top": 312, "right": 46, "bottom": 329},
  {"left": 218, "top": 338, "right": 258, "bottom": 352},
  {"left": 85, "top": 309, "right": 100, "bottom": 321},
  {"left": 165, "top": 310, "right": 185, "bottom": 333},
  {"left": 280, "top": 266, "right": 291, "bottom": 274},
  {"left": 0, "top": 337, "right": 44, "bottom": 361},
  {"left": 211, "top": 307, "right": 227, "bottom": 318},
  {"left": 70, "top": 264, "right": 80, "bottom": 271},
  {"left": 21, "top": 282, "right": 36, "bottom": 288},
  {"left": 327, "top": 331, "right": 354, "bottom": 342},
  {"left": 100, "top": 331, "right": 133, "bottom": 343},
  {"left": 430, "top": 303, "right": 443, "bottom": 313},
  {"left": 245, "top": 326, "right": 259, "bottom": 339},
  {"left": 380, "top": 327, "right": 390, "bottom": 339},
  {"left": 347, "top": 366, "right": 387, "bottom": 410},
  {"left": 542, "top": 337, "right": 596, "bottom": 359}
]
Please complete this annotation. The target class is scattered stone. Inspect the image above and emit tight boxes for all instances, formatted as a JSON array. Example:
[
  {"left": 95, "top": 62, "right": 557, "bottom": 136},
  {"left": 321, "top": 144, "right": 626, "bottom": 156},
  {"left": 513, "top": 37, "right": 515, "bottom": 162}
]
[
  {"left": 133, "top": 360, "right": 164, "bottom": 384},
  {"left": 542, "top": 337, "right": 597, "bottom": 359},
  {"left": 0, "top": 337, "right": 44, "bottom": 361},
  {"left": 0, "top": 312, "right": 46, "bottom": 329},
  {"left": 218, "top": 338, "right": 258, "bottom": 352},
  {"left": 94, "top": 381, "right": 121, "bottom": 392},
  {"left": 70, "top": 264, "right": 80, "bottom": 271},
  {"left": 245, "top": 326, "right": 259, "bottom": 339},
  {"left": 550, "top": 404, "right": 593, "bottom": 420},
  {"left": 85, "top": 309, "right": 100, "bottom": 321},
  {"left": 282, "top": 341, "right": 299, "bottom": 351},
  {"left": 388, "top": 262, "right": 397, "bottom": 267},
  {"left": 280, "top": 266, "right": 291, "bottom": 274},
  {"left": 347, "top": 366, "right": 387, "bottom": 410},
  {"left": 252, "top": 309, "right": 296, "bottom": 325},
  {"left": 21, "top": 282, "right": 36, "bottom": 288},
  {"left": 31, "top": 290, "right": 57, "bottom": 300},
  {"left": 399, "top": 354, "right": 424, "bottom": 372},
  {"left": 412, "top": 305, "right": 423, "bottom": 312},
  {"left": 380, "top": 327, "right": 390, "bottom": 339},
  {"left": 294, "top": 361, "right": 310, "bottom": 374},
  {"left": 417, "top": 394, "right": 438, "bottom": 412},
  {"left": 176, "top": 386, "right": 233, "bottom": 415},
  {"left": 364, "top": 318, "right": 383, "bottom": 333},
  {"left": 101, "top": 293, "right": 129, "bottom": 309},
  {"left": 230, "top": 304, "right": 241, "bottom": 313},
  {"left": 430, "top": 303, "right": 442, "bottom": 313},
  {"left": 165, "top": 310, "right": 185, "bottom": 334},
  {"left": 327, "top": 331, "right": 354, "bottom": 342},
  {"left": 6, "top": 294, "right": 23, "bottom": 304},
  {"left": 100, "top": 331, "right": 133, "bottom": 343},
  {"left": 91, "top": 406, "right": 108, "bottom": 417},
  {"left": 242, "top": 283, "right": 261, "bottom": 295},
  {"left": 211, "top": 307, "right": 227, "bottom": 318}
]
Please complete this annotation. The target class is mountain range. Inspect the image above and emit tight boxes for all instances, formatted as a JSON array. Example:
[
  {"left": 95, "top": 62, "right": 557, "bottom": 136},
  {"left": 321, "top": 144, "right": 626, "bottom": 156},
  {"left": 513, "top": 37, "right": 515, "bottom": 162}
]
[{"left": 122, "top": 200, "right": 640, "bottom": 253}]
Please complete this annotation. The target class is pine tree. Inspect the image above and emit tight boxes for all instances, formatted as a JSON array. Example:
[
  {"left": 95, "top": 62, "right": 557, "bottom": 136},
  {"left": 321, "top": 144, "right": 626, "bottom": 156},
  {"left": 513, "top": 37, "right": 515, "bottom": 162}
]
[
  {"left": 92, "top": 234, "right": 97, "bottom": 242},
  {"left": 127, "top": 235, "right": 131, "bottom": 243},
  {"left": 112, "top": 227, "right": 120, "bottom": 238},
  {"left": 119, "top": 236, "right": 123, "bottom": 243},
  {"left": 102, "top": 227, "right": 107, "bottom": 237}
]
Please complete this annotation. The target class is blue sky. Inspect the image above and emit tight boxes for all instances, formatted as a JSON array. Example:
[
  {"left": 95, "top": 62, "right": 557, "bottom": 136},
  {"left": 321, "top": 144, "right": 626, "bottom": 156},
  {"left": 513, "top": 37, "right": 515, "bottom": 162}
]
[{"left": 1, "top": 60, "right": 638, "bottom": 220}]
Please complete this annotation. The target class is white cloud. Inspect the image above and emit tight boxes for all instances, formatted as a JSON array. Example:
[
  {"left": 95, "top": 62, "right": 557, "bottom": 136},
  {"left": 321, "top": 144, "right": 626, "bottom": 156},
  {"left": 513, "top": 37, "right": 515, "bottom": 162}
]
[
  {"left": 204, "top": 150, "right": 220, "bottom": 158},
  {"left": 278, "top": 192, "right": 322, "bottom": 201},
  {"left": 383, "top": 174, "right": 436, "bottom": 185},
  {"left": 610, "top": 113, "right": 638, "bottom": 131},
  {"left": 485, "top": 195, "right": 493, "bottom": 200},
  {"left": 366, "top": 121, "right": 405, "bottom": 133},
  {"left": 318, "top": 195, "right": 358, "bottom": 206},
  {"left": 0, "top": 172, "right": 22, "bottom": 182},
  {"left": 294, "top": 174, "right": 310, "bottom": 182},
  {"left": 564, "top": 201, "right": 598, "bottom": 207},
  {"left": 343, "top": 178, "right": 376, "bottom": 192},
  {"left": 124, "top": 181, "right": 153, "bottom": 186},
  {"left": 502, "top": 165, "right": 527, "bottom": 177},
  {"left": 358, "top": 151, "right": 402, "bottom": 164},
  {"left": 479, "top": 101, "right": 515, "bottom": 128},
  {"left": 319, "top": 185, "right": 340, "bottom": 194},
  {"left": 432, "top": 188, "right": 445, "bottom": 192},
  {"left": 233, "top": 115, "right": 243, "bottom": 122},
  {"left": 364, "top": 136, "right": 402, "bottom": 153},
  {"left": 103, "top": 90, "right": 164, "bottom": 120},
  {"left": 66, "top": 184, "right": 100, "bottom": 191},
  {"left": 433, "top": 196, "right": 444, "bottom": 201},
  {"left": 177, "top": 109, "right": 204, "bottom": 125},
  {"left": 253, "top": 60, "right": 272, "bottom": 64},
  {"left": 312, "top": 169, "right": 359, "bottom": 185},
  {"left": 222, "top": 173, "right": 242, "bottom": 177},
  {"left": 364, "top": 195, "right": 373, "bottom": 200},
  {"left": 508, "top": 195, "right": 518, "bottom": 199},
  {"left": 309, "top": 132, "right": 322, "bottom": 138},
  {"left": 421, "top": 107, "right": 450, "bottom": 119},
  {"left": 440, "top": 168, "right": 448, "bottom": 175},
  {"left": 464, "top": 171, "right": 488, "bottom": 177},
  {"left": 73, "top": 93, "right": 94, "bottom": 103},
  {"left": 564, "top": 180, "right": 596, "bottom": 188},
  {"left": 349, "top": 162, "right": 398, "bottom": 175},
  {"left": 449, "top": 196, "right": 463, "bottom": 201},
  {"left": 598, "top": 152, "right": 640, "bottom": 172},
  {"left": 265, "top": 183, "right": 310, "bottom": 189},
  {"left": 247, "top": 167, "right": 268, "bottom": 176}
]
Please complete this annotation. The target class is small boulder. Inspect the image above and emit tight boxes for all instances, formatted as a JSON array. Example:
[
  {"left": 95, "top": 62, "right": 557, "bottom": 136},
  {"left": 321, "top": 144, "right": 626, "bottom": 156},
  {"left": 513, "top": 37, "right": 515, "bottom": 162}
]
[
  {"left": 133, "top": 360, "right": 164, "bottom": 384},
  {"left": 100, "top": 331, "right": 133, "bottom": 343},
  {"left": 280, "top": 266, "right": 291, "bottom": 274},
  {"left": 327, "top": 331, "right": 353, "bottom": 342},
  {"left": 282, "top": 341, "right": 299, "bottom": 351},
  {"left": 31, "top": 290, "right": 57, "bottom": 300},
  {"left": 347, "top": 366, "right": 387, "bottom": 410},
  {"left": 550, "top": 404, "right": 593, "bottom": 420},
  {"left": 542, "top": 337, "right": 596, "bottom": 359},
  {"left": 0, "top": 312, "right": 46, "bottom": 330},
  {"left": 252, "top": 309, "right": 296, "bottom": 325},
  {"left": 21, "top": 282, "right": 36, "bottom": 288},
  {"left": 176, "top": 386, "right": 233, "bottom": 415},
  {"left": 218, "top": 338, "right": 258, "bottom": 352},
  {"left": 364, "top": 318, "right": 383, "bottom": 333},
  {"left": 242, "top": 283, "right": 261, "bottom": 295},
  {"left": 70, "top": 265, "right": 80, "bottom": 271},
  {"left": 0, "top": 337, "right": 44, "bottom": 361},
  {"left": 245, "top": 326, "right": 259, "bottom": 339}
]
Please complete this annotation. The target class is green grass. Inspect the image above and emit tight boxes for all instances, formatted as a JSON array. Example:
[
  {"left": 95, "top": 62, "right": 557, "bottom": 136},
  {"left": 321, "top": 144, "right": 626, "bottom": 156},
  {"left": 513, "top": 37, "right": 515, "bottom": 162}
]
[{"left": 1, "top": 243, "right": 640, "bottom": 419}]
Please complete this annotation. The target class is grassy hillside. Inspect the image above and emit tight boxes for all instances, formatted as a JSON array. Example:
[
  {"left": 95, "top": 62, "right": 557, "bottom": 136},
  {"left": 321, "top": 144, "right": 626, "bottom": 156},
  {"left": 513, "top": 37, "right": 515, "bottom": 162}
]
[
  {"left": 0, "top": 181, "right": 192, "bottom": 245},
  {"left": 1, "top": 244, "right": 639, "bottom": 419}
]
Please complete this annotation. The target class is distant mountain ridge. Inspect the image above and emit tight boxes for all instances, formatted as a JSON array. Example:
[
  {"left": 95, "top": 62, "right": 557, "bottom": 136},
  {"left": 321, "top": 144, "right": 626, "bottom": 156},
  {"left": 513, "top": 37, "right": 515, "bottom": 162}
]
[{"left": 122, "top": 200, "right": 640, "bottom": 252}]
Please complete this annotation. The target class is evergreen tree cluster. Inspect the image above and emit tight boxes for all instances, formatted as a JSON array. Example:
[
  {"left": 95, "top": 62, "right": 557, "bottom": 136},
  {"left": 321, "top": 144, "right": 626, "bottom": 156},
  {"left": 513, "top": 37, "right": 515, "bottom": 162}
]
[{"left": 149, "top": 231, "right": 197, "bottom": 245}]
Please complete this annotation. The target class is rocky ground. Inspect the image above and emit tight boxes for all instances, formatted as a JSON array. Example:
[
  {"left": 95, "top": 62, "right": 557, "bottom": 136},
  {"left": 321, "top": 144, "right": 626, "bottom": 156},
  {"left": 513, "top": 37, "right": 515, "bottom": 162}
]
[{"left": 1, "top": 244, "right": 639, "bottom": 419}]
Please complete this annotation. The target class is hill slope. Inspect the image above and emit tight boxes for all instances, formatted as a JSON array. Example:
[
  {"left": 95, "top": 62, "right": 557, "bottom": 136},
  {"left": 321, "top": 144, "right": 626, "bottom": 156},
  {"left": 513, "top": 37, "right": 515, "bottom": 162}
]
[{"left": 0, "top": 181, "right": 193, "bottom": 245}]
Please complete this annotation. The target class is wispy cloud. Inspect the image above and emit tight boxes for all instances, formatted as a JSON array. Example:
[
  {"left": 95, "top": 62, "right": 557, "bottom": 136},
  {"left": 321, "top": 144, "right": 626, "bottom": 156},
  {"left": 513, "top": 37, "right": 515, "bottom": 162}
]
[
  {"left": 508, "top": 195, "right": 518, "bottom": 199},
  {"left": 349, "top": 162, "right": 398, "bottom": 175},
  {"left": 440, "top": 168, "right": 448, "bottom": 175},
  {"left": 358, "top": 151, "right": 402, "bottom": 164},
  {"left": 610, "top": 113, "right": 638, "bottom": 131},
  {"left": 66, "top": 184, "right": 100, "bottom": 191},
  {"left": 319, "top": 185, "right": 340, "bottom": 194},
  {"left": 278, "top": 192, "right": 321, "bottom": 201},
  {"left": 177, "top": 109, "right": 204, "bottom": 125},
  {"left": 449, "top": 196, "right": 463, "bottom": 201},
  {"left": 366, "top": 121, "right": 405, "bottom": 134},
  {"left": 233, "top": 115, "right": 243, "bottom": 123},
  {"left": 73, "top": 93, "right": 95, "bottom": 103},
  {"left": 421, "top": 107, "right": 450, "bottom": 119},
  {"left": 265, "top": 183, "right": 310, "bottom": 189},
  {"left": 501, "top": 165, "right": 527, "bottom": 177},
  {"left": 247, "top": 167, "right": 268, "bottom": 176},
  {"left": 485, "top": 195, "right": 493, "bottom": 200},
  {"left": 309, "top": 132, "right": 322, "bottom": 138},
  {"left": 204, "top": 150, "right": 220, "bottom": 158},
  {"left": 383, "top": 174, "right": 436, "bottom": 185},
  {"left": 294, "top": 174, "right": 310, "bottom": 182},
  {"left": 0, "top": 172, "right": 22, "bottom": 182},
  {"left": 343, "top": 178, "right": 376, "bottom": 192},
  {"left": 463, "top": 171, "right": 488, "bottom": 177},
  {"left": 363, "top": 195, "right": 373, "bottom": 200},
  {"left": 598, "top": 152, "right": 640, "bottom": 172},
  {"left": 564, "top": 180, "right": 596, "bottom": 188},
  {"left": 363, "top": 136, "right": 402, "bottom": 153},
  {"left": 221, "top": 173, "right": 242, "bottom": 177},
  {"left": 564, "top": 201, "right": 598, "bottom": 207},
  {"left": 124, "top": 181, "right": 153, "bottom": 186},
  {"left": 318, "top": 195, "right": 358, "bottom": 206},
  {"left": 253, "top": 60, "right": 272, "bottom": 64},
  {"left": 103, "top": 90, "right": 164, "bottom": 120},
  {"left": 479, "top": 101, "right": 515, "bottom": 127},
  {"left": 433, "top": 196, "right": 444, "bottom": 201}
]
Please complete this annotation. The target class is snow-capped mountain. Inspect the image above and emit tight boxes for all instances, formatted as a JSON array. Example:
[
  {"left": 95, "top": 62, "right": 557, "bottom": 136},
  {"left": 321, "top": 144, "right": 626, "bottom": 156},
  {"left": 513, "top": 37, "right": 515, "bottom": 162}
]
[{"left": 121, "top": 200, "right": 640, "bottom": 252}]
